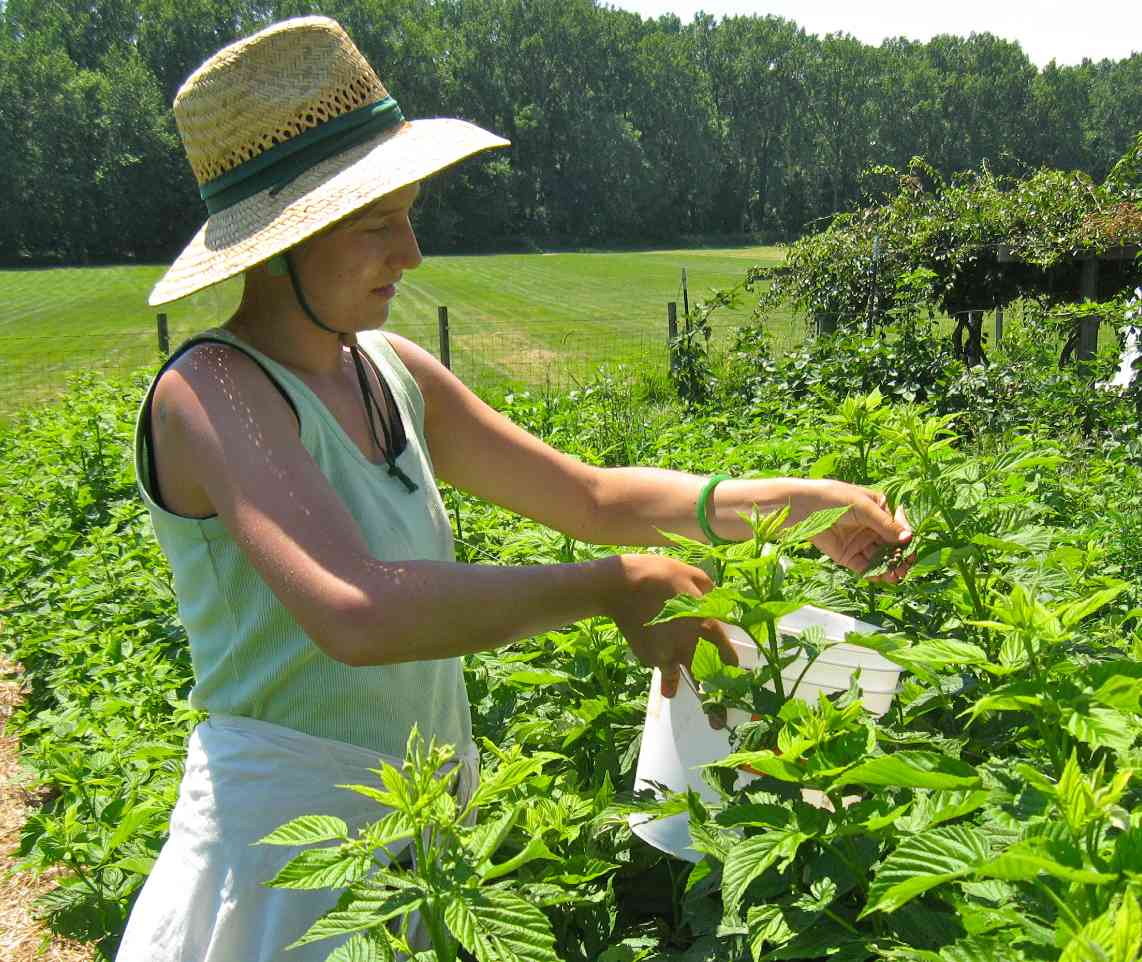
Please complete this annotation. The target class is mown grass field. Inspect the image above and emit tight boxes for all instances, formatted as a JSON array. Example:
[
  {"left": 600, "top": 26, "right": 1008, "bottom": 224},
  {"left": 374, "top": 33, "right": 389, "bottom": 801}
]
[{"left": 0, "top": 246, "right": 794, "bottom": 417}]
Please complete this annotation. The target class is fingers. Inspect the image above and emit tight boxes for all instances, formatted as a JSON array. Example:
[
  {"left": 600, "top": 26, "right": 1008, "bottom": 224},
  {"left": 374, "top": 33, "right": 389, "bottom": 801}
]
[
  {"left": 854, "top": 491, "right": 912, "bottom": 544},
  {"left": 660, "top": 663, "right": 681, "bottom": 698},
  {"left": 699, "top": 618, "right": 740, "bottom": 668}
]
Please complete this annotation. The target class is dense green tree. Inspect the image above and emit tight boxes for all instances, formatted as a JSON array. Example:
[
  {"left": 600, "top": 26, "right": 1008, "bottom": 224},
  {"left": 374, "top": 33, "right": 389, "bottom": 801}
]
[{"left": 0, "top": 0, "right": 1138, "bottom": 263}]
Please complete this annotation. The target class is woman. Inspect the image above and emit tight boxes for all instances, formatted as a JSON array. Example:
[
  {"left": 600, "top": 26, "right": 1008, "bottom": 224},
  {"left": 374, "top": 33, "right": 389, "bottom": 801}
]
[{"left": 119, "top": 16, "right": 912, "bottom": 961}]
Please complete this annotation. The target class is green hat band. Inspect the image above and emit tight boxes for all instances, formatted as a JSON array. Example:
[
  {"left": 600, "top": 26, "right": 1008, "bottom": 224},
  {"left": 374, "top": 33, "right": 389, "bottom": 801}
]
[{"left": 199, "top": 96, "right": 405, "bottom": 215}]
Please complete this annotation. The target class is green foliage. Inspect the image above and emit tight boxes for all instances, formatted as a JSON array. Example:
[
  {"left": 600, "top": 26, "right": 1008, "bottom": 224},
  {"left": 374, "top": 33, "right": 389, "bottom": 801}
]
[
  {"left": 2, "top": 3, "right": 1141, "bottom": 260},
  {"left": 751, "top": 151, "right": 1142, "bottom": 329},
  {"left": 4, "top": 338, "right": 1142, "bottom": 961}
]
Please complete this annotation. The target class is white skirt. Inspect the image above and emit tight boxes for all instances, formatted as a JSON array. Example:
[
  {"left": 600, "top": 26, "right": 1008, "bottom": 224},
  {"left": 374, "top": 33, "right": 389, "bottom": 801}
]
[{"left": 115, "top": 714, "right": 478, "bottom": 962}]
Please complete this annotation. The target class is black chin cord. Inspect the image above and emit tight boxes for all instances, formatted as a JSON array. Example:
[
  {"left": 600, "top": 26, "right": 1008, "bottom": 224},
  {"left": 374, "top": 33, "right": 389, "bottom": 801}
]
[{"left": 283, "top": 253, "right": 418, "bottom": 493}]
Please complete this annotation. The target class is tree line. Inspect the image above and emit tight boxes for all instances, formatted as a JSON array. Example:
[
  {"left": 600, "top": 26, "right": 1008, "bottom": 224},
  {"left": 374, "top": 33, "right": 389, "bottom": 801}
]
[{"left": 1, "top": 0, "right": 1140, "bottom": 265}]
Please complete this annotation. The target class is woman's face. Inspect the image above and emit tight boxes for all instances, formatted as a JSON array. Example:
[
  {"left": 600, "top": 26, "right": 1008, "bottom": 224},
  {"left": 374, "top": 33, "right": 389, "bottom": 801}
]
[{"left": 290, "top": 182, "right": 423, "bottom": 332}]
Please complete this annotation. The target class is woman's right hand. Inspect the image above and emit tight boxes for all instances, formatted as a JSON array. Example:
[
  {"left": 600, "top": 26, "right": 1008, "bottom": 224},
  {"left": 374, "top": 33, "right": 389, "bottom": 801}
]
[{"left": 602, "top": 554, "right": 738, "bottom": 698}]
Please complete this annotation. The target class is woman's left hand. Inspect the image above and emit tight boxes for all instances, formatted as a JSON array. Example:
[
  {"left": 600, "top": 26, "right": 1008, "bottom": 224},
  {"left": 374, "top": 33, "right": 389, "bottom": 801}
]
[{"left": 805, "top": 480, "right": 915, "bottom": 583}]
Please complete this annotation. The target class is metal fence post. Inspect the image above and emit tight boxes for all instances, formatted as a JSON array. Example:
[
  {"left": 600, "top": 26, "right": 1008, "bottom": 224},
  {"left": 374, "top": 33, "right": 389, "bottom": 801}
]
[
  {"left": 995, "top": 305, "right": 1004, "bottom": 344},
  {"left": 156, "top": 313, "right": 170, "bottom": 356},
  {"left": 437, "top": 306, "right": 450, "bottom": 370},
  {"left": 667, "top": 301, "right": 678, "bottom": 371}
]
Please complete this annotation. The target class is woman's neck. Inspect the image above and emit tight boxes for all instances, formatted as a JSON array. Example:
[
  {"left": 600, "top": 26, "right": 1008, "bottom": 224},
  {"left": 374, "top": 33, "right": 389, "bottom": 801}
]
[{"left": 223, "top": 272, "right": 350, "bottom": 378}]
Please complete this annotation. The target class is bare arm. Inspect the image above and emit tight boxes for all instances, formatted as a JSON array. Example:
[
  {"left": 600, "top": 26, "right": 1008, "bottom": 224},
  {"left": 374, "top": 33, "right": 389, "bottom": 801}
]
[
  {"left": 151, "top": 343, "right": 732, "bottom": 672},
  {"left": 388, "top": 334, "right": 911, "bottom": 575}
]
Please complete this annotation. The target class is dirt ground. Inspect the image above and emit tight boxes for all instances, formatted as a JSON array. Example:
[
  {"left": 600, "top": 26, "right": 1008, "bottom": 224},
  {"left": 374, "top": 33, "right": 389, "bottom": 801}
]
[{"left": 0, "top": 657, "right": 93, "bottom": 962}]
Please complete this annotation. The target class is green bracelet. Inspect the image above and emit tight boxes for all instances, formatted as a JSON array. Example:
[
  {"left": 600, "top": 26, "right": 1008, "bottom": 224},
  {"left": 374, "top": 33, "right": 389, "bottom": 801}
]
[{"left": 697, "top": 473, "right": 735, "bottom": 546}]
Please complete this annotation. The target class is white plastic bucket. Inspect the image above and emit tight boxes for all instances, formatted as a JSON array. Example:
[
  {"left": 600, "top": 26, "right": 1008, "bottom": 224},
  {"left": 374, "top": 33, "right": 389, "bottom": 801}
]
[{"left": 629, "top": 605, "right": 900, "bottom": 862}]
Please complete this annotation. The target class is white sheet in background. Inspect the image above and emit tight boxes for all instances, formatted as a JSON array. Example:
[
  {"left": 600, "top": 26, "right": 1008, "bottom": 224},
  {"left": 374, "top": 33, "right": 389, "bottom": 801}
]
[{"left": 115, "top": 713, "right": 478, "bottom": 962}]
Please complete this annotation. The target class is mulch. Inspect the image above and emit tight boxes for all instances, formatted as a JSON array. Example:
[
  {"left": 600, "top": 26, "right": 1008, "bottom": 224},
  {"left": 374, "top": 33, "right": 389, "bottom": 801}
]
[{"left": 0, "top": 657, "right": 94, "bottom": 962}]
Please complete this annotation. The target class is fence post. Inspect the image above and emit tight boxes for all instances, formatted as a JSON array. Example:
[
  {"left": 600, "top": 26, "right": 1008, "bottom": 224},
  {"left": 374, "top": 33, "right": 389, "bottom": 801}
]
[
  {"left": 437, "top": 306, "right": 451, "bottom": 370},
  {"left": 995, "top": 306, "right": 1004, "bottom": 344},
  {"left": 156, "top": 313, "right": 170, "bottom": 356},
  {"left": 667, "top": 301, "right": 678, "bottom": 371},
  {"left": 1078, "top": 258, "right": 1100, "bottom": 362}
]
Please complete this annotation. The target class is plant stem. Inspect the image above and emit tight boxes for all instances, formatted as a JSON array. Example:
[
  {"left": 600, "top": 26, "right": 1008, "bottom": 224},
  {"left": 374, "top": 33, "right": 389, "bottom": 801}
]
[{"left": 766, "top": 619, "right": 786, "bottom": 702}]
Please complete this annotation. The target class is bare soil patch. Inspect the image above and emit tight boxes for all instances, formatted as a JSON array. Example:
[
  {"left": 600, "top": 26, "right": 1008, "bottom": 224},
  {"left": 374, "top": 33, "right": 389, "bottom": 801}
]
[{"left": 0, "top": 657, "right": 93, "bottom": 962}]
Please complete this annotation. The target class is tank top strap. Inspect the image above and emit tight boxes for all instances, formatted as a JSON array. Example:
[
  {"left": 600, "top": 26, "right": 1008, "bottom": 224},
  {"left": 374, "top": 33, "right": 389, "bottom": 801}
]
[{"left": 134, "top": 329, "right": 302, "bottom": 512}]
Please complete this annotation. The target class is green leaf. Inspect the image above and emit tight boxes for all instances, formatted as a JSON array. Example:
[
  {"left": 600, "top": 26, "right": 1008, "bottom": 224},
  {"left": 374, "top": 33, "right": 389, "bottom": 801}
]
[
  {"left": 1092, "top": 674, "right": 1142, "bottom": 713},
  {"left": 479, "top": 835, "right": 557, "bottom": 882},
  {"left": 1057, "top": 584, "right": 1128, "bottom": 629},
  {"left": 969, "top": 533, "right": 1034, "bottom": 556},
  {"left": 287, "top": 889, "right": 424, "bottom": 948},
  {"left": 978, "top": 842, "right": 1117, "bottom": 885},
  {"left": 1062, "top": 705, "right": 1139, "bottom": 754},
  {"left": 780, "top": 506, "right": 850, "bottom": 546},
  {"left": 264, "top": 847, "right": 371, "bottom": 890},
  {"left": 722, "top": 828, "right": 811, "bottom": 919},
  {"left": 649, "top": 588, "right": 740, "bottom": 625},
  {"left": 106, "top": 801, "right": 163, "bottom": 853},
  {"left": 506, "top": 669, "right": 574, "bottom": 686},
  {"left": 862, "top": 825, "right": 990, "bottom": 916},
  {"left": 1059, "top": 891, "right": 1141, "bottom": 962},
  {"left": 832, "top": 751, "right": 980, "bottom": 791},
  {"left": 255, "top": 814, "right": 350, "bottom": 847},
  {"left": 361, "top": 811, "right": 416, "bottom": 851},
  {"left": 444, "top": 888, "right": 560, "bottom": 962},
  {"left": 882, "top": 638, "right": 990, "bottom": 674},
  {"left": 468, "top": 752, "right": 557, "bottom": 809},
  {"left": 713, "top": 751, "right": 805, "bottom": 783},
  {"left": 324, "top": 933, "right": 396, "bottom": 962},
  {"left": 747, "top": 903, "right": 795, "bottom": 959},
  {"left": 919, "top": 790, "right": 991, "bottom": 830},
  {"left": 964, "top": 681, "right": 1044, "bottom": 719},
  {"left": 466, "top": 809, "right": 518, "bottom": 864},
  {"left": 809, "top": 453, "right": 841, "bottom": 480}
]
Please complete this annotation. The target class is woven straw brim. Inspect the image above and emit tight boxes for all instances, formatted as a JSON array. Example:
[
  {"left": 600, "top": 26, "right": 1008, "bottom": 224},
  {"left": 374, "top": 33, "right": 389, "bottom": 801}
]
[{"left": 150, "top": 118, "right": 509, "bottom": 306}]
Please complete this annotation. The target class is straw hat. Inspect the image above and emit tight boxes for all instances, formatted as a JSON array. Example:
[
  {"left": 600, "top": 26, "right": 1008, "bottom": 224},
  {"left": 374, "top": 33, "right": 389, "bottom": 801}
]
[{"left": 149, "top": 16, "right": 509, "bottom": 306}]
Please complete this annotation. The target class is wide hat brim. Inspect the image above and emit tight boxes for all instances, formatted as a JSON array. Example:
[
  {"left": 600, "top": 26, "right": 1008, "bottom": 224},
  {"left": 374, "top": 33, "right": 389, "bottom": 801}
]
[{"left": 150, "top": 117, "right": 509, "bottom": 306}]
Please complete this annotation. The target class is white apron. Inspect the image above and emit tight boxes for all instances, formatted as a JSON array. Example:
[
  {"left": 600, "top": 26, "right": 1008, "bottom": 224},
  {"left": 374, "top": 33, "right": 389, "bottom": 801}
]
[{"left": 115, "top": 714, "right": 478, "bottom": 962}]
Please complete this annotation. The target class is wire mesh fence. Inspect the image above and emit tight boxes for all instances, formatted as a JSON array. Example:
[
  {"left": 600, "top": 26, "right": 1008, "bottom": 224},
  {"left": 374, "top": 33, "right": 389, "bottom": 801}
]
[
  {"left": 6, "top": 299, "right": 1114, "bottom": 422},
  {"left": 0, "top": 308, "right": 817, "bottom": 421}
]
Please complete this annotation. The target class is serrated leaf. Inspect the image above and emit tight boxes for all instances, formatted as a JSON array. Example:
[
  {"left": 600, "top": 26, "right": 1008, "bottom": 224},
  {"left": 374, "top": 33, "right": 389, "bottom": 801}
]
[
  {"left": 1060, "top": 891, "right": 1142, "bottom": 962},
  {"left": 264, "top": 846, "right": 371, "bottom": 890},
  {"left": 921, "top": 790, "right": 990, "bottom": 830},
  {"left": 722, "top": 828, "right": 810, "bottom": 919},
  {"left": 978, "top": 842, "right": 1117, "bottom": 885},
  {"left": 832, "top": 751, "right": 979, "bottom": 791},
  {"left": 1092, "top": 674, "right": 1142, "bottom": 713},
  {"left": 255, "top": 814, "right": 349, "bottom": 847},
  {"left": 361, "top": 811, "right": 415, "bottom": 852},
  {"left": 862, "top": 825, "right": 989, "bottom": 916},
  {"left": 882, "top": 638, "right": 990, "bottom": 674},
  {"left": 650, "top": 589, "right": 740, "bottom": 625},
  {"left": 324, "top": 932, "right": 396, "bottom": 962},
  {"left": 1061, "top": 705, "right": 1139, "bottom": 753},
  {"left": 288, "top": 886, "right": 424, "bottom": 949},
  {"left": 466, "top": 809, "right": 517, "bottom": 863},
  {"left": 444, "top": 888, "right": 559, "bottom": 962},
  {"left": 713, "top": 751, "right": 805, "bottom": 782},
  {"left": 780, "top": 506, "right": 850, "bottom": 546},
  {"left": 106, "top": 801, "right": 162, "bottom": 853},
  {"left": 747, "top": 903, "right": 795, "bottom": 959}
]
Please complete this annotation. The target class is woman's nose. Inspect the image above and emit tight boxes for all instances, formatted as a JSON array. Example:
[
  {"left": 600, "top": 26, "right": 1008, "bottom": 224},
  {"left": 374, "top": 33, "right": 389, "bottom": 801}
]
[{"left": 393, "top": 221, "right": 423, "bottom": 271}]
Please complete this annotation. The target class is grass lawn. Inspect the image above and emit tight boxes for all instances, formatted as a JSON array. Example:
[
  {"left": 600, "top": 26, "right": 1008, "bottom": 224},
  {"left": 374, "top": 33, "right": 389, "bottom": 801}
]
[{"left": 0, "top": 246, "right": 795, "bottom": 416}]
